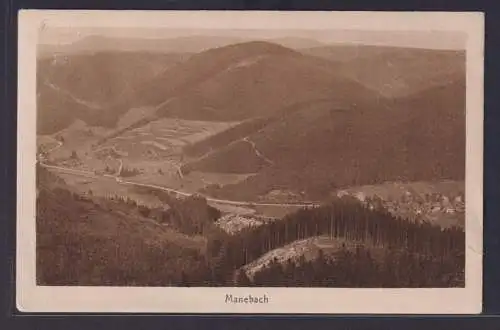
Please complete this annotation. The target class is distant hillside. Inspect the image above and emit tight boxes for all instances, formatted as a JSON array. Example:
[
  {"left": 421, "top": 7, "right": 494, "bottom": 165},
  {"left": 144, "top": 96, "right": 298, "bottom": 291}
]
[
  {"left": 36, "top": 79, "right": 99, "bottom": 134},
  {"left": 38, "top": 35, "right": 326, "bottom": 57},
  {"left": 37, "top": 41, "right": 465, "bottom": 140},
  {"left": 303, "top": 45, "right": 465, "bottom": 98},
  {"left": 38, "top": 35, "right": 240, "bottom": 56},
  {"left": 301, "top": 44, "right": 401, "bottom": 63},
  {"left": 266, "top": 37, "right": 326, "bottom": 49},
  {"left": 195, "top": 79, "right": 465, "bottom": 200},
  {"left": 37, "top": 51, "right": 188, "bottom": 134},
  {"left": 106, "top": 41, "right": 380, "bottom": 123},
  {"left": 38, "top": 52, "right": 187, "bottom": 103},
  {"left": 38, "top": 41, "right": 379, "bottom": 134}
]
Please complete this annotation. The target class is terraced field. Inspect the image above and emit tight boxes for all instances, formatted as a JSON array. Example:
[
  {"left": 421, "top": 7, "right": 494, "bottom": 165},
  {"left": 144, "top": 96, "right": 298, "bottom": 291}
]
[{"left": 101, "top": 118, "right": 240, "bottom": 160}]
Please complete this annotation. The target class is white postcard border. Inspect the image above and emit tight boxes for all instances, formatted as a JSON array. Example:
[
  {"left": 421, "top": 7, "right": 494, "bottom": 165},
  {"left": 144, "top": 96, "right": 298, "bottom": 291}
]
[{"left": 17, "top": 10, "right": 484, "bottom": 314}]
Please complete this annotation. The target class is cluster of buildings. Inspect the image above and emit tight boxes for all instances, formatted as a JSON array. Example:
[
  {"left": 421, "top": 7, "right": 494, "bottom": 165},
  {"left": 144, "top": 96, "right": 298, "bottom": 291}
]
[
  {"left": 216, "top": 214, "right": 264, "bottom": 234},
  {"left": 215, "top": 213, "right": 280, "bottom": 234},
  {"left": 340, "top": 189, "right": 465, "bottom": 223}
]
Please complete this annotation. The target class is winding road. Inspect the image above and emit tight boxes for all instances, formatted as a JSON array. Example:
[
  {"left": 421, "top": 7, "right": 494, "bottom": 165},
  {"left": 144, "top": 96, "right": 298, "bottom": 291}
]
[
  {"left": 38, "top": 141, "right": 320, "bottom": 208},
  {"left": 243, "top": 137, "right": 274, "bottom": 165}
]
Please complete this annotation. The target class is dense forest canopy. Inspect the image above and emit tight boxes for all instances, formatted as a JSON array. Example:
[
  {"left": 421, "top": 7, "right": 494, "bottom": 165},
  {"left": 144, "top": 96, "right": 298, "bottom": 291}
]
[{"left": 36, "top": 166, "right": 464, "bottom": 288}]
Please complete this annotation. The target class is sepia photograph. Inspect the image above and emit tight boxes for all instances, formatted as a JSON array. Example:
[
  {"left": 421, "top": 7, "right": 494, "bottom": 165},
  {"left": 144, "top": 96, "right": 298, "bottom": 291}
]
[{"left": 17, "top": 10, "right": 484, "bottom": 314}]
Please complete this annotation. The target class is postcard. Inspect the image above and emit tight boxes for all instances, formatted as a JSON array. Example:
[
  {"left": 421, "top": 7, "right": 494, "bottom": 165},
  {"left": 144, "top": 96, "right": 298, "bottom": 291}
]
[{"left": 17, "top": 10, "right": 484, "bottom": 314}]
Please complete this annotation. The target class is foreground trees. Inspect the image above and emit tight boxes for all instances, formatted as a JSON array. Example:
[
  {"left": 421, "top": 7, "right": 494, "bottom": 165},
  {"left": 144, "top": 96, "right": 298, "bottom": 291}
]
[
  {"left": 36, "top": 166, "right": 464, "bottom": 288},
  {"left": 249, "top": 246, "right": 464, "bottom": 288}
]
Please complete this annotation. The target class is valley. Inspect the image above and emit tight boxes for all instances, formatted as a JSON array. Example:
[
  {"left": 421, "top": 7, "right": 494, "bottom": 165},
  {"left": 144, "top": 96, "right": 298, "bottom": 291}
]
[
  {"left": 38, "top": 112, "right": 465, "bottom": 232},
  {"left": 35, "top": 36, "right": 467, "bottom": 288}
]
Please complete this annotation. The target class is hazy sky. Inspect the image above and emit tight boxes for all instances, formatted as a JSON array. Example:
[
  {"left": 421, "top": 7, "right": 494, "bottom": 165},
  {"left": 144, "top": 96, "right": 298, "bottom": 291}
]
[{"left": 39, "top": 27, "right": 467, "bottom": 50}]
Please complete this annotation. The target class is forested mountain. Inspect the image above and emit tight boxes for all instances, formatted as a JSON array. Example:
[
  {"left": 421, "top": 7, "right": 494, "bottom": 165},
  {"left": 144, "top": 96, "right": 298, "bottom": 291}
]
[
  {"left": 37, "top": 41, "right": 464, "bottom": 140},
  {"left": 186, "top": 79, "right": 465, "bottom": 200},
  {"left": 301, "top": 44, "right": 402, "bottom": 63},
  {"left": 36, "top": 51, "right": 189, "bottom": 134},
  {"left": 38, "top": 41, "right": 381, "bottom": 134},
  {"left": 183, "top": 116, "right": 276, "bottom": 158},
  {"left": 109, "top": 41, "right": 380, "bottom": 122},
  {"left": 303, "top": 45, "right": 465, "bottom": 97},
  {"left": 37, "top": 80, "right": 97, "bottom": 134},
  {"left": 38, "top": 52, "right": 187, "bottom": 104}
]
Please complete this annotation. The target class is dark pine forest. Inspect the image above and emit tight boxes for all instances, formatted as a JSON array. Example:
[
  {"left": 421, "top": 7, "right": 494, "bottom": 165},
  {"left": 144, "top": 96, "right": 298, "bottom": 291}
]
[{"left": 36, "top": 166, "right": 464, "bottom": 288}]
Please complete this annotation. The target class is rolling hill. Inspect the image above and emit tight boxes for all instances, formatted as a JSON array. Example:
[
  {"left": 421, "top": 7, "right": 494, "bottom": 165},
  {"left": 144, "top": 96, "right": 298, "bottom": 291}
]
[
  {"left": 36, "top": 51, "right": 189, "bottom": 133},
  {"left": 302, "top": 45, "right": 465, "bottom": 98},
  {"left": 36, "top": 79, "right": 100, "bottom": 134},
  {"left": 192, "top": 78, "right": 465, "bottom": 201},
  {"left": 38, "top": 35, "right": 243, "bottom": 56},
  {"left": 38, "top": 41, "right": 381, "bottom": 134},
  {"left": 37, "top": 41, "right": 464, "bottom": 137},
  {"left": 38, "top": 35, "right": 226, "bottom": 57},
  {"left": 266, "top": 37, "right": 326, "bottom": 49},
  {"left": 106, "top": 41, "right": 382, "bottom": 122},
  {"left": 301, "top": 44, "right": 402, "bottom": 63},
  {"left": 38, "top": 51, "right": 188, "bottom": 104},
  {"left": 38, "top": 35, "right": 326, "bottom": 58}
]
